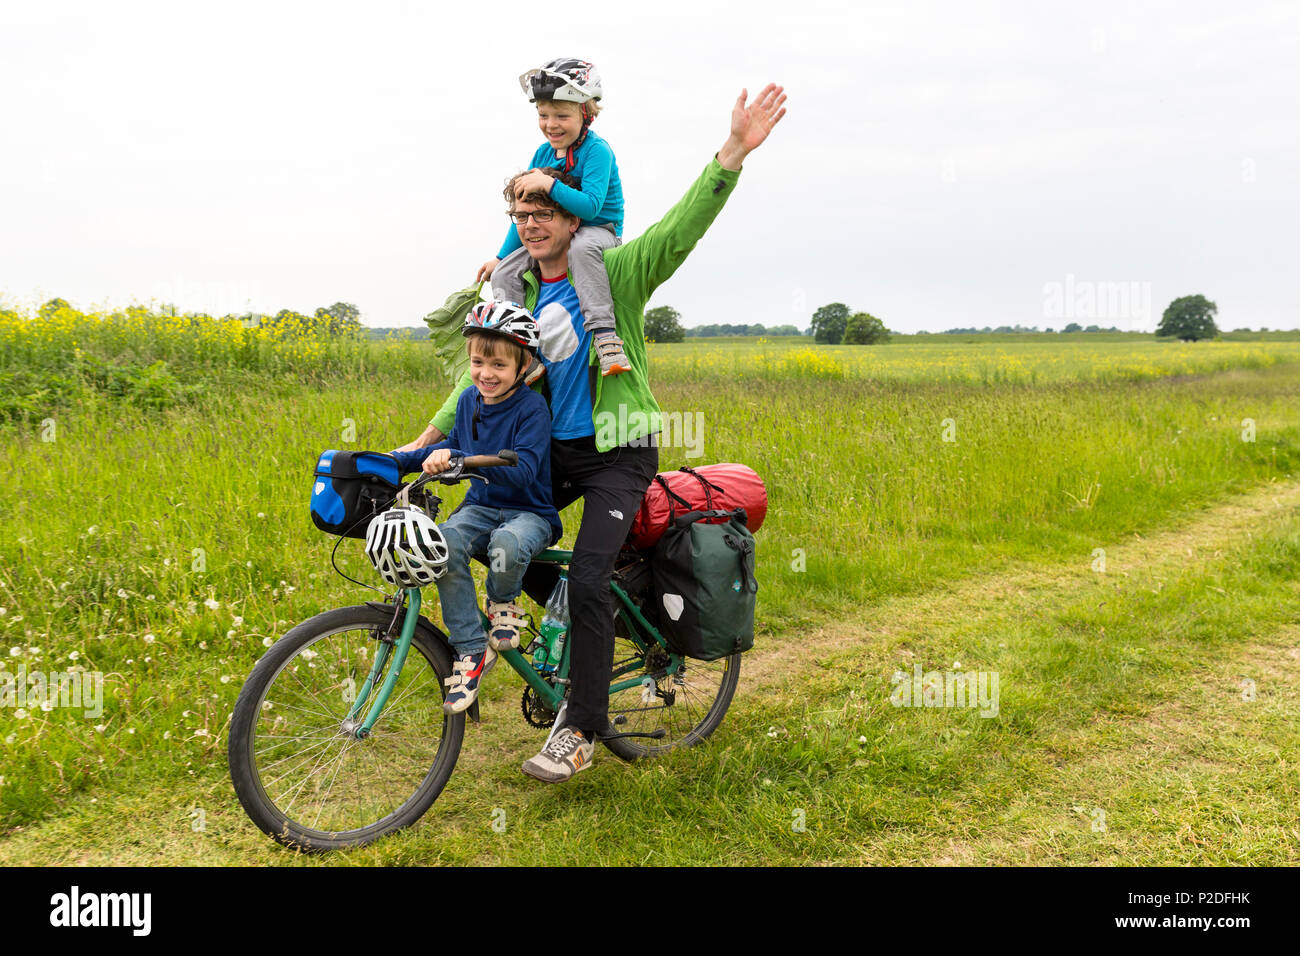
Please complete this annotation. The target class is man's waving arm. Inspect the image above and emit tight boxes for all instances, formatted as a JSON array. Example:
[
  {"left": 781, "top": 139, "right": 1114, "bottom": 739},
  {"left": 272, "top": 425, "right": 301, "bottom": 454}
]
[{"left": 610, "top": 84, "right": 786, "bottom": 302}]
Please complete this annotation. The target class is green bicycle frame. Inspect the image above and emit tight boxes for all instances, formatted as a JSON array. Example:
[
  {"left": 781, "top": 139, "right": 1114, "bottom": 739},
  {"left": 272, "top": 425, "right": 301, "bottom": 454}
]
[{"left": 347, "top": 547, "right": 683, "bottom": 731}]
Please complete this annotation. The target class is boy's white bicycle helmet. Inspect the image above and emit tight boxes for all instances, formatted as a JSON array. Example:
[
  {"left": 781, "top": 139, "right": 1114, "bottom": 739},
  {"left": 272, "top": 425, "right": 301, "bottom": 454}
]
[
  {"left": 463, "top": 301, "right": 541, "bottom": 354},
  {"left": 364, "top": 506, "right": 449, "bottom": 588},
  {"left": 519, "top": 58, "right": 603, "bottom": 105}
]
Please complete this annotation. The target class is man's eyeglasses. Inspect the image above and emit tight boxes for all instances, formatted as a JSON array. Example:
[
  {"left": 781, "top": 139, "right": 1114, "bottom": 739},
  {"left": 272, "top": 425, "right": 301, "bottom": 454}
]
[{"left": 508, "top": 209, "right": 557, "bottom": 224}]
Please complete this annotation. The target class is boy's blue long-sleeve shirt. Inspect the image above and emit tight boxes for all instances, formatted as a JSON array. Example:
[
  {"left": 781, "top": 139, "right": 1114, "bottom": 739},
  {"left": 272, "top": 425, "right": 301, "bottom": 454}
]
[
  {"left": 392, "top": 385, "right": 561, "bottom": 544},
  {"left": 496, "top": 129, "right": 624, "bottom": 260}
]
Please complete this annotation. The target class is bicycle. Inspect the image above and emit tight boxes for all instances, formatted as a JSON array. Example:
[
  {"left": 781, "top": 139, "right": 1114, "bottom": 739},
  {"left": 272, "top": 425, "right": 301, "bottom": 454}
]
[{"left": 227, "top": 452, "right": 742, "bottom": 851}]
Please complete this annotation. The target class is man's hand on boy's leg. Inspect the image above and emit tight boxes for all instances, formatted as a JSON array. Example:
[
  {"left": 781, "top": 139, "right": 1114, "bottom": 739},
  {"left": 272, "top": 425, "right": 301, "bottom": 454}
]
[{"left": 717, "top": 83, "right": 787, "bottom": 171}]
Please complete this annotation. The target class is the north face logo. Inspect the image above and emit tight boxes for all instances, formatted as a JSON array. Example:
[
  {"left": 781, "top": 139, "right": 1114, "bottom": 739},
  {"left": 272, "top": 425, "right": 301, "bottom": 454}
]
[{"left": 608, "top": 509, "right": 623, "bottom": 520}]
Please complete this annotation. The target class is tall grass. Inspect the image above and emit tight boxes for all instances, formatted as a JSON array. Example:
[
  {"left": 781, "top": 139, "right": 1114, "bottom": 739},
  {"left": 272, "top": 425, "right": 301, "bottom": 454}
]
[{"left": 1, "top": 325, "right": 1298, "bottom": 832}]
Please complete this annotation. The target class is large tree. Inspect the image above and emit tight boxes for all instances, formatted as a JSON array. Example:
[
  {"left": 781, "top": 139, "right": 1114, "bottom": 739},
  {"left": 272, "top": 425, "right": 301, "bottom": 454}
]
[
  {"left": 1156, "top": 295, "right": 1219, "bottom": 341},
  {"left": 843, "top": 312, "right": 890, "bottom": 344},
  {"left": 811, "top": 302, "right": 850, "bottom": 344},
  {"left": 643, "top": 305, "right": 685, "bottom": 343}
]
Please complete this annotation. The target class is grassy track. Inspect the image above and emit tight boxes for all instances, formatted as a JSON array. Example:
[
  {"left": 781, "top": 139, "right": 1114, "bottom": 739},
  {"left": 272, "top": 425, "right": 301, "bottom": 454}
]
[{"left": 0, "top": 478, "right": 1295, "bottom": 865}]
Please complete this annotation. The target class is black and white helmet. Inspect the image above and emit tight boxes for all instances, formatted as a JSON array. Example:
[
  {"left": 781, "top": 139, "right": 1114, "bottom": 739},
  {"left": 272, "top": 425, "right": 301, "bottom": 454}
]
[
  {"left": 519, "top": 58, "right": 603, "bottom": 105},
  {"left": 463, "top": 300, "right": 541, "bottom": 354},
  {"left": 364, "top": 506, "right": 449, "bottom": 588}
]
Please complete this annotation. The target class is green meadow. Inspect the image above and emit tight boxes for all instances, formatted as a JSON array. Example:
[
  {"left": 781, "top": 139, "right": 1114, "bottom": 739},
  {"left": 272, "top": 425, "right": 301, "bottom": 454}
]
[{"left": 1, "top": 306, "right": 1297, "bottom": 864}]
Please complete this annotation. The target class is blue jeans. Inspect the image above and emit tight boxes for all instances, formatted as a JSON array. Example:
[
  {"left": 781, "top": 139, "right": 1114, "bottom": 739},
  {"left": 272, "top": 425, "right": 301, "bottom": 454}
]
[{"left": 436, "top": 505, "right": 554, "bottom": 655}]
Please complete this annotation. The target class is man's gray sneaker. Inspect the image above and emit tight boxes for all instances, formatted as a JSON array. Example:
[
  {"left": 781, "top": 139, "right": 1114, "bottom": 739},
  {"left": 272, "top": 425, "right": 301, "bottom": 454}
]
[{"left": 521, "top": 726, "right": 593, "bottom": 783}]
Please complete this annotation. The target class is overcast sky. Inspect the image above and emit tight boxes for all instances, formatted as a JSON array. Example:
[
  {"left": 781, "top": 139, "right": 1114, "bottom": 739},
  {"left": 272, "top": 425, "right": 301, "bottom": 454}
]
[{"left": 2, "top": 0, "right": 1297, "bottom": 332}]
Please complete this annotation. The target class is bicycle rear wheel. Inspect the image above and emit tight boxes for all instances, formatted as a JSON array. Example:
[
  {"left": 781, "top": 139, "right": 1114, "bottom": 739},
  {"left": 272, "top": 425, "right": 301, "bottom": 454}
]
[
  {"left": 227, "top": 604, "right": 463, "bottom": 851},
  {"left": 601, "top": 614, "right": 740, "bottom": 762}
]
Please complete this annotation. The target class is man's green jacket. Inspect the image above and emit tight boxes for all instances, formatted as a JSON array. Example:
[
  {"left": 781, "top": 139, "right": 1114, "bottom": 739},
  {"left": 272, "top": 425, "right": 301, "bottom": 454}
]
[{"left": 430, "top": 157, "right": 742, "bottom": 452}]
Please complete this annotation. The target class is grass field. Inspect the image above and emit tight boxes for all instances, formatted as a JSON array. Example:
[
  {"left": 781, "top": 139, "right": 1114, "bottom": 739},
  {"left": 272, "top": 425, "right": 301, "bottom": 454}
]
[{"left": 1, "top": 306, "right": 1298, "bottom": 864}]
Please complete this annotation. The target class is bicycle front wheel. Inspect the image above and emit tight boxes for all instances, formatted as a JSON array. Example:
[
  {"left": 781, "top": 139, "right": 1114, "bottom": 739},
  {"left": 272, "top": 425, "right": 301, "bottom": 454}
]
[
  {"left": 228, "top": 605, "right": 463, "bottom": 851},
  {"left": 601, "top": 616, "right": 741, "bottom": 762}
]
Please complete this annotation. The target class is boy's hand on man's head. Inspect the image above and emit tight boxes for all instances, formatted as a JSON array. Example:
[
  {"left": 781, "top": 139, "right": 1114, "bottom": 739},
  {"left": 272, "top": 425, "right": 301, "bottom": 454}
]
[
  {"left": 513, "top": 169, "right": 556, "bottom": 201},
  {"left": 421, "top": 448, "right": 453, "bottom": 475},
  {"left": 717, "top": 83, "right": 787, "bottom": 171},
  {"left": 476, "top": 258, "right": 500, "bottom": 283}
]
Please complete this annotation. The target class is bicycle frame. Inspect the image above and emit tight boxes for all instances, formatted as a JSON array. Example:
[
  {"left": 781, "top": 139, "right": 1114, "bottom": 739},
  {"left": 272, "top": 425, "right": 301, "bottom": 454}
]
[{"left": 345, "top": 547, "right": 684, "bottom": 731}]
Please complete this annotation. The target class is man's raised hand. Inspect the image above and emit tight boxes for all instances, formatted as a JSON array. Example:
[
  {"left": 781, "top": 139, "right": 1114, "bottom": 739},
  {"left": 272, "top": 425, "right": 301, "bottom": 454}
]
[{"left": 718, "top": 83, "right": 786, "bottom": 170}]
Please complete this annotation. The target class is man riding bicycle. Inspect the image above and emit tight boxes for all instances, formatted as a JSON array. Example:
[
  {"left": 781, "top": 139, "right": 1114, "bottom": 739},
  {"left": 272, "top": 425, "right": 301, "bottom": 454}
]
[{"left": 400, "top": 83, "right": 787, "bottom": 781}]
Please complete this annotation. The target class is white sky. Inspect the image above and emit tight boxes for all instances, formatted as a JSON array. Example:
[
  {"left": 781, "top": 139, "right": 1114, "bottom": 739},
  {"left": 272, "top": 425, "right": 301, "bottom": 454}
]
[{"left": 2, "top": 0, "right": 1297, "bottom": 332}]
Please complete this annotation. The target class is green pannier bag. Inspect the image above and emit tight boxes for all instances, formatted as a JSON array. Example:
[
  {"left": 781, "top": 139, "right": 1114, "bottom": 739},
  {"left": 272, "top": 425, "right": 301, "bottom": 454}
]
[
  {"left": 651, "top": 507, "right": 758, "bottom": 661},
  {"left": 422, "top": 281, "right": 485, "bottom": 385}
]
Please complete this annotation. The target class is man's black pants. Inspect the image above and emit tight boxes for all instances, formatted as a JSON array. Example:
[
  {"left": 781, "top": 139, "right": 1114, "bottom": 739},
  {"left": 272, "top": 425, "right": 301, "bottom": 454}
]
[{"left": 521, "top": 435, "right": 658, "bottom": 738}]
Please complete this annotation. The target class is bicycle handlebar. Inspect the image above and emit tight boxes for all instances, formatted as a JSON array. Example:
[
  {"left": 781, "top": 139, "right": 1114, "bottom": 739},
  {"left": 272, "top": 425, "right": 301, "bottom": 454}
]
[
  {"left": 401, "top": 449, "right": 518, "bottom": 499},
  {"left": 462, "top": 449, "right": 518, "bottom": 469}
]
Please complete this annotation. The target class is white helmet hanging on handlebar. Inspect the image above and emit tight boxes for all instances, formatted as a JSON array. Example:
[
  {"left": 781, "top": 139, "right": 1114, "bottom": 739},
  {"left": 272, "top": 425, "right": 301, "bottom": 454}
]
[{"left": 365, "top": 506, "right": 450, "bottom": 588}]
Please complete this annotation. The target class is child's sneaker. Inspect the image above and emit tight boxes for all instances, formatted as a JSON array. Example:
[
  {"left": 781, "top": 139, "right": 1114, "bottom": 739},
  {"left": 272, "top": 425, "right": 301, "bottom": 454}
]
[
  {"left": 485, "top": 599, "right": 528, "bottom": 651},
  {"left": 443, "top": 648, "right": 495, "bottom": 715},
  {"left": 594, "top": 331, "right": 631, "bottom": 377},
  {"left": 521, "top": 726, "right": 593, "bottom": 782}
]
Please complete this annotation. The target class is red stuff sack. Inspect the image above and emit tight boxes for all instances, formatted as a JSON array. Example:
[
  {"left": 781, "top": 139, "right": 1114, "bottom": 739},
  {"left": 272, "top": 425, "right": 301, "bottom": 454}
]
[{"left": 627, "top": 464, "right": 768, "bottom": 551}]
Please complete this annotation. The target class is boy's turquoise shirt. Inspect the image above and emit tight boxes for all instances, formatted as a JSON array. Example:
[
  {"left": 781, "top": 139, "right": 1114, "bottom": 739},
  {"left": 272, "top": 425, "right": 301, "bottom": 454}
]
[{"left": 432, "top": 157, "right": 742, "bottom": 453}]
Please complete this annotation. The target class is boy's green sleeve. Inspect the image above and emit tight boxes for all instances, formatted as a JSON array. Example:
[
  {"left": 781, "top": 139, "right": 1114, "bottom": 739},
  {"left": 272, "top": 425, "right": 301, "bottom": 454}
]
[
  {"left": 430, "top": 369, "right": 474, "bottom": 435},
  {"left": 607, "top": 157, "right": 742, "bottom": 305}
]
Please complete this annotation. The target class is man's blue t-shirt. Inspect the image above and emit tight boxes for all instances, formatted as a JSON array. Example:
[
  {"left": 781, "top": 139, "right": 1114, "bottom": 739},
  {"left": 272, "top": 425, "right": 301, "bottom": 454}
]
[{"left": 534, "top": 274, "right": 594, "bottom": 440}]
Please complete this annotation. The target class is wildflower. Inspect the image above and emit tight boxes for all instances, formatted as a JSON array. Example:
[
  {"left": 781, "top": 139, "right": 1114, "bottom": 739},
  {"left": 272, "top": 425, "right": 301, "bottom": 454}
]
[
  {"left": 195, "top": 729, "right": 209, "bottom": 738},
  {"left": 88, "top": 526, "right": 98, "bottom": 535},
  {"left": 147, "top": 595, "right": 155, "bottom": 601},
  {"left": 257, "top": 512, "right": 266, "bottom": 519},
  {"left": 8, "top": 647, "right": 19, "bottom": 657},
  {"left": 232, "top": 616, "right": 244, "bottom": 627},
  {"left": 262, "top": 637, "right": 273, "bottom": 647},
  {"left": 220, "top": 675, "right": 231, "bottom": 684},
  {"left": 953, "top": 661, "right": 961, "bottom": 669},
  {"left": 199, "top": 641, "right": 208, "bottom": 650},
  {"left": 127, "top": 728, "right": 135, "bottom": 734},
  {"left": 117, "top": 588, "right": 129, "bottom": 599},
  {"left": 0, "top": 608, "right": 5, "bottom": 616},
  {"left": 14, "top": 709, "right": 28, "bottom": 720},
  {"left": 163, "top": 731, "right": 172, "bottom": 740},
  {"left": 95, "top": 724, "right": 106, "bottom": 732},
  {"left": 26, "top": 647, "right": 39, "bottom": 656},
  {"left": 164, "top": 558, "right": 171, "bottom": 567},
  {"left": 226, "top": 630, "right": 235, "bottom": 639},
  {"left": 204, "top": 598, "right": 220, "bottom": 611},
  {"left": 144, "top": 634, "right": 156, "bottom": 644},
  {"left": 4, "top": 734, "right": 14, "bottom": 745},
  {"left": 69, "top": 650, "right": 80, "bottom": 661},
  {"left": 858, "top": 735, "right": 867, "bottom": 744}
]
